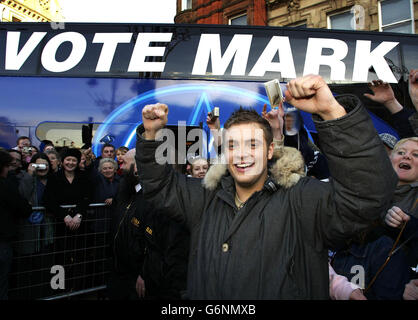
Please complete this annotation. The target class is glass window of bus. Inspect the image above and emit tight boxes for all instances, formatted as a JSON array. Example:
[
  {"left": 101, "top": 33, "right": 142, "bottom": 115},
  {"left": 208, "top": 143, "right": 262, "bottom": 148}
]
[
  {"left": 328, "top": 11, "right": 354, "bottom": 31},
  {"left": 379, "top": 0, "right": 414, "bottom": 33}
]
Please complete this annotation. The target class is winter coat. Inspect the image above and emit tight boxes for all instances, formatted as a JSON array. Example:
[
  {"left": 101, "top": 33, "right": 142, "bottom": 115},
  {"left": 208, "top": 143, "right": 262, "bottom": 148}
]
[
  {"left": 136, "top": 94, "right": 398, "bottom": 299},
  {"left": 43, "top": 169, "right": 94, "bottom": 220},
  {"left": 331, "top": 235, "right": 410, "bottom": 300},
  {"left": 112, "top": 184, "right": 189, "bottom": 299},
  {"left": 383, "top": 182, "right": 418, "bottom": 269},
  {"left": 0, "top": 176, "right": 32, "bottom": 242}
]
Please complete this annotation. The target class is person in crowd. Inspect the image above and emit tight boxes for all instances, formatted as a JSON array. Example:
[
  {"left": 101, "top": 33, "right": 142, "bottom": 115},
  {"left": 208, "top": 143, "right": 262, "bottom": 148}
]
[
  {"left": 187, "top": 156, "right": 209, "bottom": 179},
  {"left": 45, "top": 150, "right": 61, "bottom": 173},
  {"left": 8, "top": 149, "right": 23, "bottom": 173},
  {"left": 116, "top": 146, "right": 129, "bottom": 176},
  {"left": 43, "top": 148, "right": 95, "bottom": 291},
  {"left": 11, "top": 153, "right": 55, "bottom": 299},
  {"left": 93, "top": 143, "right": 116, "bottom": 169},
  {"left": 7, "top": 149, "right": 31, "bottom": 187},
  {"left": 39, "top": 140, "right": 55, "bottom": 153},
  {"left": 265, "top": 98, "right": 410, "bottom": 300},
  {"left": 21, "top": 146, "right": 35, "bottom": 168},
  {"left": 16, "top": 154, "right": 54, "bottom": 254},
  {"left": 78, "top": 149, "right": 88, "bottom": 171},
  {"left": 78, "top": 147, "right": 96, "bottom": 172},
  {"left": 381, "top": 137, "right": 418, "bottom": 299},
  {"left": 102, "top": 144, "right": 116, "bottom": 159},
  {"left": 398, "top": 69, "right": 418, "bottom": 135},
  {"left": 261, "top": 102, "right": 329, "bottom": 180},
  {"left": 403, "top": 279, "right": 418, "bottom": 300},
  {"left": 282, "top": 108, "right": 330, "bottom": 180},
  {"left": 379, "top": 133, "right": 398, "bottom": 156},
  {"left": 108, "top": 149, "right": 189, "bottom": 300},
  {"left": 364, "top": 79, "right": 415, "bottom": 139},
  {"left": 328, "top": 263, "right": 366, "bottom": 300},
  {"left": 330, "top": 221, "right": 411, "bottom": 300},
  {"left": 13, "top": 136, "right": 31, "bottom": 153},
  {"left": 136, "top": 74, "right": 397, "bottom": 299},
  {"left": 95, "top": 158, "right": 120, "bottom": 206},
  {"left": 0, "top": 149, "right": 32, "bottom": 300}
]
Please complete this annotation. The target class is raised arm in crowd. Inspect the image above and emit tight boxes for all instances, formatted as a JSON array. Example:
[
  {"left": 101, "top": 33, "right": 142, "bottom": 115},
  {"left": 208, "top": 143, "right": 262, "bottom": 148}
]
[{"left": 135, "top": 74, "right": 398, "bottom": 299}]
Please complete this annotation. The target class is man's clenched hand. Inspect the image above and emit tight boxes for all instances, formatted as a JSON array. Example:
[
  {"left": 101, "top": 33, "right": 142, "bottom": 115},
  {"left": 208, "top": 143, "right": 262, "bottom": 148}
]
[
  {"left": 284, "top": 74, "right": 346, "bottom": 120},
  {"left": 142, "top": 103, "right": 169, "bottom": 140}
]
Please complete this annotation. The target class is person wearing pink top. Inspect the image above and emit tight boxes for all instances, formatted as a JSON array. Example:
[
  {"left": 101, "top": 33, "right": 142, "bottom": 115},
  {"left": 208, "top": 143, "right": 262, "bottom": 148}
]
[{"left": 329, "top": 264, "right": 367, "bottom": 300}]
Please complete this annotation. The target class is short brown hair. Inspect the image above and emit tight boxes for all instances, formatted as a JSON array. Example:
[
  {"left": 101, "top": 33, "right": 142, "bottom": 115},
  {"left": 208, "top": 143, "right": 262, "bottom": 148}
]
[{"left": 224, "top": 107, "right": 273, "bottom": 146}]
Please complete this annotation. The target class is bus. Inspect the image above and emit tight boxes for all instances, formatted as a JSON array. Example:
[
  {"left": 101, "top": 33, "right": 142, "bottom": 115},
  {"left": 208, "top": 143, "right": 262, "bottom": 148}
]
[{"left": 0, "top": 22, "right": 417, "bottom": 157}]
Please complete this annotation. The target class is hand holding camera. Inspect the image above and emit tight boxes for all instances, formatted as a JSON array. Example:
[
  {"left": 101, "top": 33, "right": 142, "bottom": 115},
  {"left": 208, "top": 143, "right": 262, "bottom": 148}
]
[{"left": 207, "top": 107, "right": 220, "bottom": 130}]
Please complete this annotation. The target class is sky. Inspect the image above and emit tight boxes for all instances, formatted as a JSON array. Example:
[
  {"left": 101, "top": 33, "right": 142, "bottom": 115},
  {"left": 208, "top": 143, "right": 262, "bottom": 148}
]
[{"left": 59, "top": 0, "right": 177, "bottom": 23}]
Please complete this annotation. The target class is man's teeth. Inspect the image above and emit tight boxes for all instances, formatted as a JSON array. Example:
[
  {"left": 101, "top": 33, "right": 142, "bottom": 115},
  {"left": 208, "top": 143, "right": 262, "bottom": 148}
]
[{"left": 236, "top": 163, "right": 252, "bottom": 168}]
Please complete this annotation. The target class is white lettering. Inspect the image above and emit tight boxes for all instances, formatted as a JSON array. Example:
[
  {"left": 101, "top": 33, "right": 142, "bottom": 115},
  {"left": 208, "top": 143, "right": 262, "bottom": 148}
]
[
  {"left": 350, "top": 265, "right": 365, "bottom": 289},
  {"left": 249, "top": 36, "right": 296, "bottom": 78},
  {"left": 192, "top": 34, "right": 252, "bottom": 75},
  {"left": 93, "top": 33, "right": 133, "bottom": 72},
  {"left": 5, "top": 31, "right": 47, "bottom": 70},
  {"left": 128, "top": 33, "right": 172, "bottom": 72},
  {"left": 41, "top": 32, "right": 87, "bottom": 72},
  {"left": 50, "top": 265, "right": 65, "bottom": 289},
  {"left": 303, "top": 38, "right": 348, "bottom": 81},
  {"left": 155, "top": 128, "right": 176, "bottom": 165},
  {"left": 352, "top": 40, "right": 399, "bottom": 83}
]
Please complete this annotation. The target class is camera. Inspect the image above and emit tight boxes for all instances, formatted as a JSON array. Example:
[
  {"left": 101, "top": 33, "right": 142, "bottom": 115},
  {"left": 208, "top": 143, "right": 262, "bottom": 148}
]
[
  {"left": 209, "top": 107, "right": 219, "bottom": 120},
  {"left": 22, "top": 146, "right": 33, "bottom": 153},
  {"left": 32, "top": 163, "right": 47, "bottom": 170}
]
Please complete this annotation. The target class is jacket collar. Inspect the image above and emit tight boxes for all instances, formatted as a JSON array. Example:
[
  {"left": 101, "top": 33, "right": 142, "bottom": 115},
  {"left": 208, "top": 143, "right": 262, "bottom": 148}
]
[{"left": 203, "top": 146, "right": 306, "bottom": 191}]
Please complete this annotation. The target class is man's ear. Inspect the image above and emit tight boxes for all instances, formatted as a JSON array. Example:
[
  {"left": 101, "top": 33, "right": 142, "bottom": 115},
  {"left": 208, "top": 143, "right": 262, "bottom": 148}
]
[{"left": 267, "top": 142, "right": 274, "bottom": 160}]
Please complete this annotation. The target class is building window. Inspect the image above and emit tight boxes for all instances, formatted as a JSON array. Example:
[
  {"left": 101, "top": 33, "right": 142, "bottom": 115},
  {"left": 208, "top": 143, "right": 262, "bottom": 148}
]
[
  {"left": 181, "top": 0, "right": 192, "bottom": 11},
  {"left": 328, "top": 11, "right": 354, "bottom": 30},
  {"left": 12, "top": 16, "right": 21, "bottom": 22},
  {"left": 287, "top": 22, "right": 307, "bottom": 28},
  {"left": 379, "top": 0, "right": 413, "bottom": 33},
  {"left": 229, "top": 13, "right": 247, "bottom": 25}
]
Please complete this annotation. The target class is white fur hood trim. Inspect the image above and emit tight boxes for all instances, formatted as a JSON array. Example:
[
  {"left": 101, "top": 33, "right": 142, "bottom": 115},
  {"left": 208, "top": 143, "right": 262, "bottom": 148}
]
[{"left": 203, "top": 146, "right": 306, "bottom": 190}]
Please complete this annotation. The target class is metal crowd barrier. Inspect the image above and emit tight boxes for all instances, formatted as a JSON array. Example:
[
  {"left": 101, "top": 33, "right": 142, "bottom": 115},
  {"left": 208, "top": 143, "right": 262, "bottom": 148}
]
[{"left": 8, "top": 203, "right": 112, "bottom": 300}]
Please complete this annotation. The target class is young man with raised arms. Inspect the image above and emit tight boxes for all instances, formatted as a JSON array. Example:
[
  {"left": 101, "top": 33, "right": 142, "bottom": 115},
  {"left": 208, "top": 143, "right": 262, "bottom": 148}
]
[{"left": 135, "top": 75, "right": 397, "bottom": 299}]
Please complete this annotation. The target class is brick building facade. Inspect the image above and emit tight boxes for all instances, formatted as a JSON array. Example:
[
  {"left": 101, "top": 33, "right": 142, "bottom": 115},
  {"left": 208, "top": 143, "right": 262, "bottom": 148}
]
[
  {"left": 175, "top": 0, "right": 417, "bottom": 34},
  {"left": 175, "top": 0, "right": 267, "bottom": 25}
]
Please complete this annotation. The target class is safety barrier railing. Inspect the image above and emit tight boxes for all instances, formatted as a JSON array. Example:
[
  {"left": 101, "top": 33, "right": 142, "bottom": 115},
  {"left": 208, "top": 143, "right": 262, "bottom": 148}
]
[{"left": 8, "top": 203, "right": 112, "bottom": 300}]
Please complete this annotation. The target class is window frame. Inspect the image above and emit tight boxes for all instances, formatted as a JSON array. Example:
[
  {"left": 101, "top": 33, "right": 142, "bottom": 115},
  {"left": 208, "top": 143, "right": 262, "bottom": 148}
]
[
  {"left": 327, "top": 10, "right": 355, "bottom": 30},
  {"left": 378, "top": 0, "right": 414, "bottom": 33},
  {"left": 228, "top": 13, "right": 247, "bottom": 26}
]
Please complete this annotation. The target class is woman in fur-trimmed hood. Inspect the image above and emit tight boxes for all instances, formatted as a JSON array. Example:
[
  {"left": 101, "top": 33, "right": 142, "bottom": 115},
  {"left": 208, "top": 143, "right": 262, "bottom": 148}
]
[{"left": 136, "top": 75, "right": 397, "bottom": 299}]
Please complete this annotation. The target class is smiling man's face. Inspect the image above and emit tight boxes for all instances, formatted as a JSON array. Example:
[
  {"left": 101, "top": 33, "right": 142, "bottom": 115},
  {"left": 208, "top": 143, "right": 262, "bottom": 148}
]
[{"left": 225, "top": 122, "right": 273, "bottom": 189}]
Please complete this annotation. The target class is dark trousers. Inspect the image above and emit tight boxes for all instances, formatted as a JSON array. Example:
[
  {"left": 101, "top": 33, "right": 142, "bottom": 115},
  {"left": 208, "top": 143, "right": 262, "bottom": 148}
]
[{"left": 0, "top": 242, "right": 13, "bottom": 300}]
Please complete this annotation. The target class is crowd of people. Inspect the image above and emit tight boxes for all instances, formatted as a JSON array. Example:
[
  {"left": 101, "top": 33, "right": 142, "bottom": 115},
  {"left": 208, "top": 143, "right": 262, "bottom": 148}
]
[{"left": 0, "top": 71, "right": 418, "bottom": 300}]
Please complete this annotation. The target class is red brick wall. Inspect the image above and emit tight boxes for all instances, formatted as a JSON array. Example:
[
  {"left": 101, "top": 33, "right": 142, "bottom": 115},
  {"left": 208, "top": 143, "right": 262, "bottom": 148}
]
[{"left": 175, "top": 0, "right": 266, "bottom": 26}]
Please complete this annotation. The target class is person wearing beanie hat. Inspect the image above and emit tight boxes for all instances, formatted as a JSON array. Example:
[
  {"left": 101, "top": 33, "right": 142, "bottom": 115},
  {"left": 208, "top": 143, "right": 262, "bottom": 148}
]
[
  {"left": 60, "top": 148, "right": 82, "bottom": 165},
  {"left": 44, "top": 147, "right": 95, "bottom": 291}
]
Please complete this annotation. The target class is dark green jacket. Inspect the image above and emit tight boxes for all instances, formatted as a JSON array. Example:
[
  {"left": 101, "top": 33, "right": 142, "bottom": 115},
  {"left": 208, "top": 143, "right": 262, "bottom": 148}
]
[{"left": 136, "top": 94, "right": 398, "bottom": 299}]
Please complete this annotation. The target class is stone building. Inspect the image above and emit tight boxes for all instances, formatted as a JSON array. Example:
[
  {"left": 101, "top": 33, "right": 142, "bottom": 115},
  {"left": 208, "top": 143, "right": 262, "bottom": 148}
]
[{"left": 0, "top": 0, "right": 63, "bottom": 22}]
